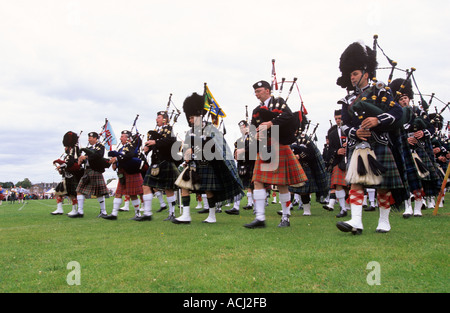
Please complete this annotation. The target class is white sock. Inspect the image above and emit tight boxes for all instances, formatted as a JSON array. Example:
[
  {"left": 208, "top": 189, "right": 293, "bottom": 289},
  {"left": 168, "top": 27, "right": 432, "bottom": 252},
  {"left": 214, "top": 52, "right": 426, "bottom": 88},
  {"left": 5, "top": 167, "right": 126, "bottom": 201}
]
[
  {"left": 253, "top": 189, "right": 267, "bottom": 221},
  {"left": 97, "top": 196, "right": 106, "bottom": 214},
  {"left": 132, "top": 199, "right": 141, "bottom": 216},
  {"left": 279, "top": 192, "right": 291, "bottom": 220},
  {"left": 76, "top": 195, "right": 85, "bottom": 214},
  {"left": 143, "top": 193, "right": 153, "bottom": 216},
  {"left": 247, "top": 191, "right": 253, "bottom": 206},
  {"left": 167, "top": 195, "right": 177, "bottom": 214},
  {"left": 335, "top": 189, "right": 347, "bottom": 210},
  {"left": 112, "top": 198, "right": 122, "bottom": 216}
]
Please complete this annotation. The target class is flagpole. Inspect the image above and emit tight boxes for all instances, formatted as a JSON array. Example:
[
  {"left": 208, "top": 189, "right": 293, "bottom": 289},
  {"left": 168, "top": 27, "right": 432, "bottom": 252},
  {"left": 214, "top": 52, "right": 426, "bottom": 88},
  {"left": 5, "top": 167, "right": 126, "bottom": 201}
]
[{"left": 433, "top": 161, "right": 450, "bottom": 215}]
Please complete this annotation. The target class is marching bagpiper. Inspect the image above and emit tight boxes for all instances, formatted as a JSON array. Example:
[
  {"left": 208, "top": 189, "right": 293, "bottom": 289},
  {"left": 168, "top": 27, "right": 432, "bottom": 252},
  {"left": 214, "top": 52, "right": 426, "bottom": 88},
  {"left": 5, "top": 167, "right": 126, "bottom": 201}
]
[
  {"left": 75, "top": 132, "right": 110, "bottom": 218},
  {"left": 389, "top": 78, "right": 439, "bottom": 218},
  {"left": 138, "top": 110, "right": 181, "bottom": 222},
  {"left": 288, "top": 112, "right": 330, "bottom": 217},
  {"left": 226, "top": 119, "right": 256, "bottom": 215},
  {"left": 244, "top": 80, "right": 308, "bottom": 228},
  {"left": 103, "top": 130, "right": 144, "bottom": 220},
  {"left": 335, "top": 41, "right": 405, "bottom": 235},
  {"left": 52, "top": 131, "right": 84, "bottom": 215},
  {"left": 173, "top": 92, "right": 244, "bottom": 224},
  {"left": 323, "top": 110, "right": 350, "bottom": 216}
]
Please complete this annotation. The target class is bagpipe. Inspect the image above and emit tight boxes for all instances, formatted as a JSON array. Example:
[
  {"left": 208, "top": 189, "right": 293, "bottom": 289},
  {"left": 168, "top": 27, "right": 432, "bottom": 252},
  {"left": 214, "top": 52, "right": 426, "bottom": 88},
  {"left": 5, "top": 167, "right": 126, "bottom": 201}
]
[
  {"left": 53, "top": 131, "right": 84, "bottom": 174},
  {"left": 290, "top": 119, "right": 319, "bottom": 168},
  {"left": 146, "top": 94, "right": 181, "bottom": 148},
  {"left": 106, "top": 114, "right": 149, "bottom": 175},
  {"left": 251, "top": 74, "right": 300, "bottom": 146}
]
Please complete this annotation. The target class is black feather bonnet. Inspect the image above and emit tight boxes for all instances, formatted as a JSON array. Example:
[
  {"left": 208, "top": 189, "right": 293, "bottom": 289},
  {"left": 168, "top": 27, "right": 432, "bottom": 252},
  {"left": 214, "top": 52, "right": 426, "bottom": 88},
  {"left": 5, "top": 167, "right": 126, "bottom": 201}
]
[{"left": 336, "top": 42, "right": 378, "bottom": 90}]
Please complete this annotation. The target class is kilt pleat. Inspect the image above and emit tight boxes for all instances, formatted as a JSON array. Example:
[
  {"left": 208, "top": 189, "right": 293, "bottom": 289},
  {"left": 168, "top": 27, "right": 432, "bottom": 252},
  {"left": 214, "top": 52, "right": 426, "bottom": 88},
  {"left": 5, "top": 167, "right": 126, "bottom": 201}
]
[
  {"left": 144, "top": 161, "right": 180, "bottom": 190},
  {"left": 252, "top": 144, "right": 307, "bottom": 186},
  {"left": 116, "top": 170, "right": 143, "bottom": 196},
  {"left": 330, "top": 165, "right": 347, "bottom": 189},
  {"left": 76, "top": 168, "right": 109, "bottom": 196}
]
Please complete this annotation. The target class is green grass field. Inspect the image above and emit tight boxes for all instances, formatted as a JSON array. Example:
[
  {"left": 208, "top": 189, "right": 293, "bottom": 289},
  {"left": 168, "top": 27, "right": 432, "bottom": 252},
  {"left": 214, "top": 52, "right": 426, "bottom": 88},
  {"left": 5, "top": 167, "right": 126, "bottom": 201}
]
[{"left": 0, "top": 195, "right": 448, "bottom": 293}]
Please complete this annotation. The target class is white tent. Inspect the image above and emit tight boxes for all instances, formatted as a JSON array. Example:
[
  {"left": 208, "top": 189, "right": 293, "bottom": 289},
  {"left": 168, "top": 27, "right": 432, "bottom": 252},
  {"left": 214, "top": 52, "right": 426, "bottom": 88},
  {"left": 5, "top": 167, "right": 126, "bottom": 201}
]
[{"left": 45, "top": 188, "right": 55, "bottom": 195}]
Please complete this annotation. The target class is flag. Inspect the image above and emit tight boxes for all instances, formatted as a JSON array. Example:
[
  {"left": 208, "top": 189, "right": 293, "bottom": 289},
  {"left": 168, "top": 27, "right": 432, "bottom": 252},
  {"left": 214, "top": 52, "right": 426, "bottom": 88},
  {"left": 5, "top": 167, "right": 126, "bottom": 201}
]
[
  {"left": 204, "top": 84, "right": 226, "bottom": 119},
  {"left": 100, "top": 119, "right": 117, "bottom": 151}
]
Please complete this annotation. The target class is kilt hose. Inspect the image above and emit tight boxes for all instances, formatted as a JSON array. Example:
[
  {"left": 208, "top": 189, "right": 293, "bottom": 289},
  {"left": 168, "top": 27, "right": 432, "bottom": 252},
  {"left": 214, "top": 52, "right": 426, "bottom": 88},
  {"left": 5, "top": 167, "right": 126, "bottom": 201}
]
[
  {"left": 330, "top": 165, "right": 348, "bottom": 189},
  {"left": 347, "top": 142, "right": 404, "bottom": 190},
  {"left": 116, "top": 169, "right": 143, "bottom": 196},
  {"left": 252, "top": 144, "right": 307, "bottom": 186},
  {"left": 76, "top": 168, "right": 109, "bottom": 196},
  {"left": 143, "top": 160, "right": 180, "bottom": 191}
]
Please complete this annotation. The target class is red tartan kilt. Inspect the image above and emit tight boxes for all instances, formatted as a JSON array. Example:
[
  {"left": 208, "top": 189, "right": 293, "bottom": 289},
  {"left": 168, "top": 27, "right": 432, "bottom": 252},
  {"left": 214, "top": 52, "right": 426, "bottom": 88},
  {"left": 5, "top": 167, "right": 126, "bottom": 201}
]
[
  {"left": 252, "top": 144, "right": 307, "bottom": 186},
  {"left": 116, "top": 170, "right": 143, "bottom": 196},
  {"left": 330, "top": 165, "right": 348, "bottom": 188}
]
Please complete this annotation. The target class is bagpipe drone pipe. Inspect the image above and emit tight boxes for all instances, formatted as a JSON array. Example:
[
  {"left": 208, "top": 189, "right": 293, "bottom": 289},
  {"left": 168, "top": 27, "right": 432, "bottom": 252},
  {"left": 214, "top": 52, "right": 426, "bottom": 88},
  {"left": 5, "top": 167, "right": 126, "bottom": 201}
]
[
  {"left": 107, "top": 133, "right": 148, "bottom": 175},
  {"left": 80, "top": 147, "right": 112, "bottom": 170}
]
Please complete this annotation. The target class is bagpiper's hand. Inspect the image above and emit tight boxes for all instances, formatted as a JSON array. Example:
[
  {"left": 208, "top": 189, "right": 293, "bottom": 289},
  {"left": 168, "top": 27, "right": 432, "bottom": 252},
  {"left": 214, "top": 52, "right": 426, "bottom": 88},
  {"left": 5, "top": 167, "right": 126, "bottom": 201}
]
[
  {"left": 360, "top": 117, "right": 380, "bottom": 130},
  {"left": 414, "top": 130, "right": 424, "bottom": 139},
  {"left": 356, "top": 128, "right": 371, "bottom": 141}
]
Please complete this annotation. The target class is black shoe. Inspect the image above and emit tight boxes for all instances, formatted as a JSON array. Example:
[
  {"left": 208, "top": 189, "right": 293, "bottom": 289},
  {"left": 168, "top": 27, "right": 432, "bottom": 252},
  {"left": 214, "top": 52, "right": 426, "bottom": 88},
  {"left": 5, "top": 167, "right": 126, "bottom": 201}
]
[
  {"left": 335, "top": 211, "right": 348, "bottom": 218},
  {"left": 244, "top": 219, "right": 266, "bottom": 229},
  {"left": 197, "top": 208, "right": 209, "bottom": 214},
  {"left": 322, "top": 205, "right": 334, "bottom": 211},
  {"left": 102, "top": 215, "right": 117, "bottom": 220},
  {"left": 277, "top": 219, "right": 290, "bottom": 227},
  {"left": 336, "top": 221, "right": 362, "bottom": 235},
  {"left": 156, "top": 205, "right": 167, "bottom": 213},
  {"left": 51, "top": 212, "right": 63, "bottom": 215},
  {"left": 403, "top": 213, "right": 412, "bottom": 219},
  {"left": 163, "top": 214, "right": 175, "bottom": 221},
  {"left": 364, "top": 206, "right": 376, "bottom": 212},
  {"left": 68, "top": 213, "right": 84, "bottom": 218},
  {"left": 133, "top": 215, "right": 152, "bottom": 221},
  {"left": 375, "top": 229, "right": 389, "bottom": 233},
  {"left": 242, "top": 204, "right": 253, "bottom": 210},
  {"left": 225, "top": 208, "right": 239, "bottom": 215},
  {"left": 97, "top": 213, "right": 108, "bottom": 218}
]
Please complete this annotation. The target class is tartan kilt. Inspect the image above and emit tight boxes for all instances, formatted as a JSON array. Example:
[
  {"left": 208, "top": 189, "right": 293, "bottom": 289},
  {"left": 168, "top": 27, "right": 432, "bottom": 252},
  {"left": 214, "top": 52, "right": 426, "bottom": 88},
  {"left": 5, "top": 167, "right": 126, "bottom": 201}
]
[
  {"left": 65, "top": 175, "right": 81, "bottom": 196},
  {"left": 189, "top": 159, "right": 243, "bottom": 202},
  {"left": 252, "top": 144, "right": 308, "bottom": 186},
  {"left": 116, "top": 169, "right": 143, "bottom": 196},
  {"left": 347, "top": 142, "right": 404, "bottom": 190},
  {"left": 414, "top": 145, "right": 441, "bottom": 196},
  {"left": 76, "top": 168, "right": 109, "bottom": 196},
  {"left": 330, "top": 165, "right": 348, "bottom": 189},
  {"left": 143, "top": 161, "right": 180, "bottom": 190}
]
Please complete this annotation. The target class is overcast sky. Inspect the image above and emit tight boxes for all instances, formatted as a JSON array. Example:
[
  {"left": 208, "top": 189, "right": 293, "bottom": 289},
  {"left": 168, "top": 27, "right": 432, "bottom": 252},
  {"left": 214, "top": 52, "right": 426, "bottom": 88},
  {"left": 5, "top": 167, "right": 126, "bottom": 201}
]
[{"left": 1, "top": 0, "right": 449, "bottom": 185}]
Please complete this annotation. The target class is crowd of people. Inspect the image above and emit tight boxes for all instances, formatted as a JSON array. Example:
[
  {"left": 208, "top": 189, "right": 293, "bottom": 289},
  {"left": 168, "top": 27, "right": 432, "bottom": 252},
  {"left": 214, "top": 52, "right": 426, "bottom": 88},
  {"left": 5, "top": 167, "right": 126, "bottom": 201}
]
[{"left": 49, "top": 41, "right": 449, "bottom": 235}]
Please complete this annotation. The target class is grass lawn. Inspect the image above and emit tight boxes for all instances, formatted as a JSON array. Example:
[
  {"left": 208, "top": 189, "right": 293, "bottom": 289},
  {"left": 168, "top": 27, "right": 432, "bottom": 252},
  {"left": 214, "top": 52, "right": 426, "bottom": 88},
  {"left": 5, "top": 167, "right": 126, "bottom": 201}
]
[{"left": 0, "top": 194, "right": 448, "bottom": 293}]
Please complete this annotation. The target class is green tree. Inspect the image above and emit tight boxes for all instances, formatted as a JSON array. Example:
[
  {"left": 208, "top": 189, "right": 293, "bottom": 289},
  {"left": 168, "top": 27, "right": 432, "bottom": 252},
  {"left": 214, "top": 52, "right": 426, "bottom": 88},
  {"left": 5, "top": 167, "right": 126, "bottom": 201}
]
[{"left": 16, "top": 178, "right": 32, "bottom": 188}]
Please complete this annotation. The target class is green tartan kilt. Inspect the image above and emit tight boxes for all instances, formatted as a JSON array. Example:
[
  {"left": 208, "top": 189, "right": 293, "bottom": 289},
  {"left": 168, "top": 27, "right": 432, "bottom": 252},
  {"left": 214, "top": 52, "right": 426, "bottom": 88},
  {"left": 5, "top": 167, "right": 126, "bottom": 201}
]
[
  {"left": 144, "top": 161, "right": 181, "bottom": 190},
  {"left": 347, "top": 142, "right": 404, "bottom": 190},
  {"left": 194, "top": 160, "right": 243, "bottom": 202}
]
